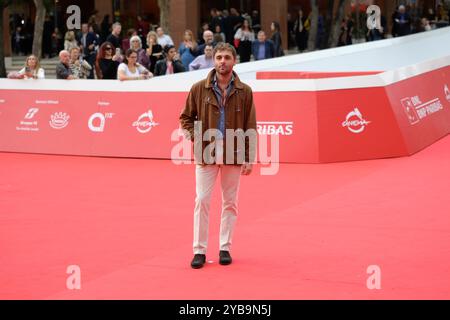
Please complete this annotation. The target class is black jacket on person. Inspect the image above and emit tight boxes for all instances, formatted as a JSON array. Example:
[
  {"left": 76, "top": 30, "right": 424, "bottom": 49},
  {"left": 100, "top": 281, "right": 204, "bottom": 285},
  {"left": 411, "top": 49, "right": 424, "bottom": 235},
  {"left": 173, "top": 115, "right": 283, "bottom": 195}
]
[
  {"left": 154, "top": 59, "right": 185, "bottom": 76},
  {"left": 106, "top": 34, "right": 122, "bottom": 51},
  {"left": 270, "top": 31, "right": 284, "bottom": 57},
  {"left": 77, "top": 31, "right": 98, "bottom": 57}
]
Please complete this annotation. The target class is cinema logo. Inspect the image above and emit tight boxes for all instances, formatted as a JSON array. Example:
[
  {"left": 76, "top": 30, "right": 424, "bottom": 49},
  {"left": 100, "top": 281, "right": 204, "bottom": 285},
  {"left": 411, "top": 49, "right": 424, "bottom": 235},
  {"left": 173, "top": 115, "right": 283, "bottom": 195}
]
[
  {"left": 257, "top": 121, "right": 293, "bottom": 135},
  {"left": 132, "top": 109, "right": 159, "bottom": 134},
  {"left": 342, "top": 108, "right": 371, "bottom": 134},
  {"left": 401, "top": 95, "right": 444, "bottom": 126},
  {"left": 16, "top": 107, "right": 39, "bottom": 132}
]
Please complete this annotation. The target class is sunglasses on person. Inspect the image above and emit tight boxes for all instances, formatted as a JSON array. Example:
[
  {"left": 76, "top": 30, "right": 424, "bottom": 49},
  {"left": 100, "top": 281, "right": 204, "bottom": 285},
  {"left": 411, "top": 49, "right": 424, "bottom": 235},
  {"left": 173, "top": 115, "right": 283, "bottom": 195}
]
[{"left": 105, "top": 47, "right": 112, "bottom": 50}]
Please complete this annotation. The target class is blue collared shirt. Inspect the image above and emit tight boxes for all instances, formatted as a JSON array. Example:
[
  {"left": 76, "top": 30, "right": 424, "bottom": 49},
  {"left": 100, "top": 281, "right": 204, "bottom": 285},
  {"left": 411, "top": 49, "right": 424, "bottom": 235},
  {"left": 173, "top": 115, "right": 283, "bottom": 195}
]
[
  {"left": 211, "top": 74, "right": 235, "bottom": 139},
  {"left": 257, "top": 42, "right": 266, "bottom": 60}
]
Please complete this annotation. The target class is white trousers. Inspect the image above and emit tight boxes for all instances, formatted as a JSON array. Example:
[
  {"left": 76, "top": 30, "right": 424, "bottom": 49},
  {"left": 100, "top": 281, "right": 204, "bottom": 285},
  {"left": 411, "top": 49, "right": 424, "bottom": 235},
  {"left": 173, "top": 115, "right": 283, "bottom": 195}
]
[{"left": 193, "top": 163, "right": 242, "bottom": 254}]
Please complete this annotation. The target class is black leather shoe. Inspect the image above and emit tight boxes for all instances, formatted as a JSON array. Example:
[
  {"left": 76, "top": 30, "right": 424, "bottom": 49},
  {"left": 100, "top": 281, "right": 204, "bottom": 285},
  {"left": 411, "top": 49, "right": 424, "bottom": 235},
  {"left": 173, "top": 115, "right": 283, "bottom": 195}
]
[
  {"left": 219, "top": 250, "right": 232, "bottom": 265},
  {"left": 191, "top": 254, "right": 206, "bottom": 269}
]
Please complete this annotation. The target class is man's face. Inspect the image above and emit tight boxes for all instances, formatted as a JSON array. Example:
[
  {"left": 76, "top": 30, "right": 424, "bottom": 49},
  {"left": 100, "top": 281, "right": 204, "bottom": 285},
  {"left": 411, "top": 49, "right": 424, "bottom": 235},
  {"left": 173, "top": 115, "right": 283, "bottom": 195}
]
[
  {"left": 204, "top": 46, "right": 213, "bottom": 58},
  {"left": 82, "top": 24, "right": 88, "bottom": 33},
  {"left": 60, "top": 52, "right": 70, "bottom": 64},
  {"left": 204, "top": 31, "right": 214, "bottom": 44},
  {"left": 113, "top": 25, "right": 121, "bottom": 35},
  {"left": 157, "top": 28, "right": 164, "bottom": 37},
  {"left": 214, "top": 50, "right": 235, "bottom": 76},
  {"left": 167, "top": 48, "right": 177, "bottom": 61},
  {"left": 257, "top": 32, "right": 266, "bottom": 42}
]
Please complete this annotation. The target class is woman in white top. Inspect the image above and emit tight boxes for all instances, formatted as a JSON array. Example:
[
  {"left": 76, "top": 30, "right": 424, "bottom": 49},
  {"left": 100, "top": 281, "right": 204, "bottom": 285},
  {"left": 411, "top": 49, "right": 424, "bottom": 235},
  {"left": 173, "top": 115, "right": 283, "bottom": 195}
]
[
  {"left": 8, "top": 55, "right": 45, "bottom": 79},
  {"left": 234, "top": 19, "right": 255, "bottom": 63},
  {"left": 117, "top": 49, "right": 153, "bottom": 81},
  {"left": 64, "top": 30, "right": 79, "bottom": 51}
]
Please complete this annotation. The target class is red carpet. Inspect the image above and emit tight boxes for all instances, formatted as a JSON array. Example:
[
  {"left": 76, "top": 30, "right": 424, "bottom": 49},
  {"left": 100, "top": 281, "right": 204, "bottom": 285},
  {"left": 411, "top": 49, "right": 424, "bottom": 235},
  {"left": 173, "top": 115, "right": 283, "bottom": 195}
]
[{"left": 1, "top": 135, "right": 450, "bottom": 300}]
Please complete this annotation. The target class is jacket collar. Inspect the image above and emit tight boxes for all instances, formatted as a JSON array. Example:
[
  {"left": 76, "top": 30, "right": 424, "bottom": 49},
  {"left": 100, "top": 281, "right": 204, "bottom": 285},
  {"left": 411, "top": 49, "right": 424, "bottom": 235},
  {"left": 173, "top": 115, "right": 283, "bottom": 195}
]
[{"left": 205, "top": 69, "right": 244, "bottom": 90}]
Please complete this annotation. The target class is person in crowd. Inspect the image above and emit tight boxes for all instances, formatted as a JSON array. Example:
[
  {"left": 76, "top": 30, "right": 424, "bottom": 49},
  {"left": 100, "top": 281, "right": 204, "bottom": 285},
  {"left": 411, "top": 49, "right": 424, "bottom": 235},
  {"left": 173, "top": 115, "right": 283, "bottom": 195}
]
[
  {"left": 270, "top": 21, "right": 284, "bottom": 57},
  {"left": 95, "top": 42, "right": 122, "bottom": 79},
  {"left": 338, "top": 14, "right": 354, "bottom": 46},
  {"left": 100, "top": 14, "right": 111, "bottom": 43},
  {"left": 144, "top": 31, "right": 164, "bottom": 74},
  {"left": 179, "top": 30, "right": 198, "bottom": 70},
  {"left": 229, "top": 8, "right": 245, "bottom": 43},
  {"left": 12, "top": 26, "right": 24, "bottom": 55},
  {"left": 106, "top": 22, "right": 122, "bottom": 51},
  {"left": 198, "top": 22, "right": 210, "bottom": 45},
  {"left": 294, "top": 8, "right": 309, "bottom": 52},
  {"left": 88, "top": 12, "right": 100, "bottom": 35},
  {"left": 154, "top": 45, "right": 185, "bottom": 76},
  {"left": 209, "top": 8, "right": 222, "bottom": 31},
  {"left": 117, "top": 49, "right": 152, "bottom": 81},
  {"left": 393, "top": 5, "right": 411, "bottom": 37},
  {"left": 188, "top": 43, "right": 214, "bottom": 71},
  {"left": 287, "top": 12, "right": 296, "bottom": 49},
  {"left": 129, "top": 35, "right": 150, "bottom": 71},
  {"left": 64, "top": 30, "right": 79, "bottom": 51},
  {"left": 51, "top": 27, "right": 63, "bottom": 58},
  {"left": 234, "top": 19, "right": 255, "bottom": 63},
  {"left": 68, "top": 47, "right": 92, "bottom": 79},
  {"left": 251, "top": 10, "right": 261, "bottom": 34},
  {"left": 56, "top": 50, "right": 75, "bottom": 80},
  {"left": 420, "top": 17, "right": 432, "bottom": 32},
  {"left": 8, "top": 54, "right": 45, "bottom": 79},
  {"left": 156, "top": 27, "right": 174, "bottom": 48},
  {"left": 77, "top": 23, "right": 98, "bottom": 79},
  {"left": 252, "top": 30, "right": 275, "bottom": 61},
  {"left": 214, "top": 24, "right": 226, "bottom": 43},
  {"left": 122, "top": 28, "right": 137, "bottom": 52},
  {"left": 136, "top": 15, "right": 150, "bottom": 40},
  {"left": 196, "top": 30, "right": 216, "bottom": 56}
]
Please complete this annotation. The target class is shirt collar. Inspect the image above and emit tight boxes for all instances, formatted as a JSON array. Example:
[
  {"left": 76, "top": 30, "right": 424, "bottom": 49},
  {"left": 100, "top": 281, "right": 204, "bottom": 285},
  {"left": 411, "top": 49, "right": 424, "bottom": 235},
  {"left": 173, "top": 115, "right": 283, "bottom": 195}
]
[{"left": 212, "top": 73, "right": 235, "bottom": 88}]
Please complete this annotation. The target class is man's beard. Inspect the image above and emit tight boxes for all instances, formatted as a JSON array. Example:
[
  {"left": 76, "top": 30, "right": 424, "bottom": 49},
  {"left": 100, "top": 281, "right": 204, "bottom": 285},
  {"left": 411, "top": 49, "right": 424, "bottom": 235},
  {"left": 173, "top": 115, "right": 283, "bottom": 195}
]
[{"left": 215, "top": 65, "right": 232, "bottom": 75}]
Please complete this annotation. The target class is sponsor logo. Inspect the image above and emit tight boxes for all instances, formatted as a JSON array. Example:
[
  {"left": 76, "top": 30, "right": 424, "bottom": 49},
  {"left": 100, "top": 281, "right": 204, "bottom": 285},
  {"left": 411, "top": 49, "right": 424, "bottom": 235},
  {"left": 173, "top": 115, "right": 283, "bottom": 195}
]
[
  {"left": 17, "top": 107, "right": 39, "bottom": 131},
  {"left": 445, "top": 85, "right": 450, "bottom": 102},
  {"left": 132, "top": 110, "right": 159, "bottom": 133},
  {"left": 49, "top": 112, "right": 70, "bottom": 129},
  {"left": 257, "top": 121, "right": 293, "bottom": 135},
  {"left": 24, "top": 108, "right": 39, "bottom": 119},
  {"left": 88, "top": 112, "right": 114, "bottom": 132},
  {"left": 342, "top": 108, "right": 371, "bottom": 133},
  {"left": 401, "top": 96, "right": 443, "bottom": 125}
]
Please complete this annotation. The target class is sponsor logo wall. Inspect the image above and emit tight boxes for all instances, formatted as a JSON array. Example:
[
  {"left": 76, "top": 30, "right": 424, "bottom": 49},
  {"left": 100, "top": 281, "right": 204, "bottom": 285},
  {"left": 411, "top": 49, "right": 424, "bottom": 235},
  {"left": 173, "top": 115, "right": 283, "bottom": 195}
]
[{"left": 0, "top": 66, "right": 449, "bottom": 163}]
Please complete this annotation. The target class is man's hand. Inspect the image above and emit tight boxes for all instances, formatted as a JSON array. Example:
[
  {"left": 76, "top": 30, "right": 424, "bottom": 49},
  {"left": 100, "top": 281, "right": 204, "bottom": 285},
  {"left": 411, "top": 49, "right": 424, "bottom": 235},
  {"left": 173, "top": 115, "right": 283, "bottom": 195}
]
[{"left": 241, "top": 163, "right": 253, "bottom": 175}]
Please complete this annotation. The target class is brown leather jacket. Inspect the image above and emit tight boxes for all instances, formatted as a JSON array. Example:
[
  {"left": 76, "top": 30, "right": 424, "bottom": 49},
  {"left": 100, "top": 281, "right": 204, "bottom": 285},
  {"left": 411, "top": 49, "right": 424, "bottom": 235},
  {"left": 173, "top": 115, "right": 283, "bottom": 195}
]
[{"left": 179, "top": 69, "right": 257, "bottom": 165}]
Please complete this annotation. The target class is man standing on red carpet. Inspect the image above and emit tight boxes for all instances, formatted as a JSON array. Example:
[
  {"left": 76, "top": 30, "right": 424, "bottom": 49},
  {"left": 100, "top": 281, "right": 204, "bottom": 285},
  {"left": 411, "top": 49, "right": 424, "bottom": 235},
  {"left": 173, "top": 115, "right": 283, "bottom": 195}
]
[{"left": 179, "top": 42, "right": 257, "bottom": 269}]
